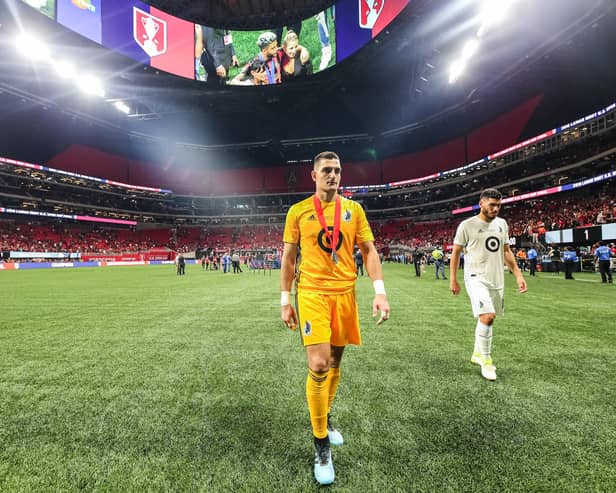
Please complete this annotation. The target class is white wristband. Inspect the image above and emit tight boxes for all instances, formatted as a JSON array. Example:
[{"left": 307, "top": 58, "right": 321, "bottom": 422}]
[
  {"left": 373, "top": 280, "right": 386, "bottom": 295},
  {"left": 281, "top": 291, "right": 291, "bottom": 306}
]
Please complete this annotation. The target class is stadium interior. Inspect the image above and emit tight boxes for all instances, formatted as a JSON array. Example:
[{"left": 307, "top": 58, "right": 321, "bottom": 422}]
[
  {"left": 1, "top": 0, "right": 615, "bottom": 490},
  {"left": 1, "top": 0, "right": 615, "bottom": 267}
]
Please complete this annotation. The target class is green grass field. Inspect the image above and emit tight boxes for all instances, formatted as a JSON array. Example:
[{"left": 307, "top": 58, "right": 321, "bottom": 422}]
[{"left": 1, "top": 264, "right": 615, "bottom": 492}]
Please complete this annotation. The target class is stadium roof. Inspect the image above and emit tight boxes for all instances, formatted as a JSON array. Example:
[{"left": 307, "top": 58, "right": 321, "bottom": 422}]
[{"left": 0, "top": 0, "right": 615, "bottom": 167}]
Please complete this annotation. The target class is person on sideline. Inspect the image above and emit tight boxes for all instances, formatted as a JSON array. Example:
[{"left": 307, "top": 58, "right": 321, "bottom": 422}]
[
  {"left": 280, "top": 151, "right": 390, "bottom": 485},
  {"left": 449, "top": 188, "right": 527, "bottom": 381},
  {"left": 527, "top": 246, "right": 538, "bottom": 276},
  {"left": 594, "top": 241, "right": 613, "bottom": 283},
  {"left": 432, "top": 246, "right": 447, "bottom": 280}
]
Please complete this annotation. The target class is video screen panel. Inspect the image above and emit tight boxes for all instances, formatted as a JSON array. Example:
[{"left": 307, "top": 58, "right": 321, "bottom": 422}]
[
  {"left": 336, "top": 0, "right": 410, "bottom": 62},
  {"left": 148, "top": 7, "right": 195, "bottom": 79},
  {"left": 100, "top": 0, "right": 194, "bottom": 78},
  {"left": 19, "top": 0, "right": 56, "bottom": 19},
  {"left": 20, "top": 0, "right": 411, "bottom": 82},
  {"left": 57, "top": 0, "right": 101, "bottom": 43},
  {"left": 101, "top": 0, "right": 150, "bottom": 65},
  {"left": 573, "top": 225, "right": 601, "bottom": 244},
  {"left": 545, "top": 229, "right": 573, "bottom": 244},
  {"left": 194, "top": 8, "right": 337, "bottom": 86},
  {"left": 601, "top": 223, "right": 616, "bottom": 241}
]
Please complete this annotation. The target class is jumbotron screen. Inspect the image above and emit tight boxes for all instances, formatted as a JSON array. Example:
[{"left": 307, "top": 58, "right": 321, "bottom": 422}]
[{"left": 18, "top": 0, "right": 409, "bottom": 84}]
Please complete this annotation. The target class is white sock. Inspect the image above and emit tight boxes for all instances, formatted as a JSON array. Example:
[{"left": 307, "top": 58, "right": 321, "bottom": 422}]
[
  {"left": 475, "top": 321, "right": 493, "bottom": 361},
  {"left": 319, "top": 46, "right": 332, "bottom": 71}
]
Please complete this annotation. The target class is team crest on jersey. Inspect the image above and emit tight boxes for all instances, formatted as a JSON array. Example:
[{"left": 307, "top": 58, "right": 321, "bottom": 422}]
[
  {"left": 359, "top": 0, "right": 384, "bottom": 29},
  {"left": 485, "top": 236, "right": 500, "bottom": 253},
  {"left": 343, "top": 209, "right": 352, "bottom": 222},
  {"left": 303, "top": 321, "right": 312, "bottom": 336},
  {"left": 318, "top": 227, "right": 344, "bottom": 253},
  {"left": 133, "top": 7, "right": 167, "bottom": 57}
]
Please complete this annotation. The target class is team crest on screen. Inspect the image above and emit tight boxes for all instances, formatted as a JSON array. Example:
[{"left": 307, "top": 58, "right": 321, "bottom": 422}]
[
  {"left": 359, "top": 0, "right": 384, "bottom": 29},
  {"left": 343, "top": 209, "right": 352, "bottom": 222},
  {"left": 303, "top": 321, "right": 312, "bottom": 336},
  {"left": 133, "top": 7, "right": 167, "bottom": 57}
]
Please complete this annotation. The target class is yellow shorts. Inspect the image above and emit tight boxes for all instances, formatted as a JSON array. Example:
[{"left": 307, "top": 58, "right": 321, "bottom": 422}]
[{"left": 297, "top": 289, "right": 361, "bottom": 347}]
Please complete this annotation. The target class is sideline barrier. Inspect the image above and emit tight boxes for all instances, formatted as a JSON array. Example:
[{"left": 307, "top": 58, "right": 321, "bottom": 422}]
[
  {"left": 81, "top": 253, "right": 175, "bottom": 262},
  {"left": 0, "top": 260, "right": 199, "bottom": 270}
]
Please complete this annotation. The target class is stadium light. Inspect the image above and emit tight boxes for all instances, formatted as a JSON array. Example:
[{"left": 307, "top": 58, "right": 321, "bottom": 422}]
[
  {"left": 14, "top": 33, "right": 50, "bottom": 61},
  {"left": 461, "top": 39, "right": 480, "bottom": 61},
  {"left": 53, "top": 60, "right": 77, "bottom": 79},
  {"left": 77, "top": 75, "right": 105, "bottom": 98},
  {"left": 113, "top": 101, "right": 131, "bottom": 115},
  {"left": 449, "top": 60, "right": 466, "bottom": 84},
  {"left": 477, "top": 0, "right": 514, "bottom": 37}
]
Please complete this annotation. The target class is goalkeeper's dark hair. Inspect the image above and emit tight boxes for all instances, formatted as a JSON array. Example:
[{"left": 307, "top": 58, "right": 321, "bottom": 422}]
[
  {"left": 480, "top": 188, "right": 502, "bottom": 201},
  {"left": 313, "top": 151, "right": 340, "bottom": 168}
]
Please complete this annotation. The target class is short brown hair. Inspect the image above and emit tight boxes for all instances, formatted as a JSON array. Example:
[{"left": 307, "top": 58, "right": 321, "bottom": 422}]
[
  {"left": 313, "top": 151, "right": 340, "bottom": 169},
  {"left": 480, "top": 188, "right": 502, "bottom": 201}
]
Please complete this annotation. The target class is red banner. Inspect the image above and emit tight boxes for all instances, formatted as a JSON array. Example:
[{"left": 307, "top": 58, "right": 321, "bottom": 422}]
[{"left": 81, "top": 251, "right": 175, "bottom": 262}]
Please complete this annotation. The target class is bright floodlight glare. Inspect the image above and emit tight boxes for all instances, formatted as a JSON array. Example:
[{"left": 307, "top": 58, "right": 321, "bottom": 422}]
[
  {"left": 477, "top": 0, "right": 513, "bottom": 37},
  {"left": 462, "top": 39, "right": 480, "bottom": 60},
  {"left": 53, "top": 60, "right": 77, "bottom": 79},
  {"left": 449, "top": 60, "right": 466, "bottom": 84},
  {"left": 15, "top": 33, "right": 50, "bottom": 61},
  {"left": 114, "top": 101, "right": 131, "bottom": 114},
  {"left": 78, "top": 75, "right": 105, "bottom": 97}
]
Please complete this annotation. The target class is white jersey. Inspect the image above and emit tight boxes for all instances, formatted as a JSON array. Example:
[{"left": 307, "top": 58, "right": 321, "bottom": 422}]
[{"left": 453, "top": 215, "right": 509, "bottom": 289}]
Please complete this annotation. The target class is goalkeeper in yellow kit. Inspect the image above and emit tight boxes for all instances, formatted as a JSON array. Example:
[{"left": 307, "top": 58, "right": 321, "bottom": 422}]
[{"left": 280, "top": 151, "right": 391, "bottom": 485}]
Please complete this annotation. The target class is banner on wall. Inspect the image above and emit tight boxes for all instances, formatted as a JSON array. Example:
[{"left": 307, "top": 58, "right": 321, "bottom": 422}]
[{"left": 101, "top": 0, "right": 194, "bottom": 78}]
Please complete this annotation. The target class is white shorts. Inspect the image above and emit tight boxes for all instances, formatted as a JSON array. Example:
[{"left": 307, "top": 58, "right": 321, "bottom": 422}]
[{"left": 465, "top": 277, "right": 504, "bottom": 318}]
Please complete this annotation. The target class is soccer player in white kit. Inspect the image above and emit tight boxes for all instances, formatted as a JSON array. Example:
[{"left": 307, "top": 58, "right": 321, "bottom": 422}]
[{"left": 449, "top": 188, "right": 527, "bottom": 380}]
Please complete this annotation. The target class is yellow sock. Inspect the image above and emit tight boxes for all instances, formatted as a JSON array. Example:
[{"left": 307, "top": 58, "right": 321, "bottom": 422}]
[
  {"left": 306, "top": 368, "right": 329, "bottom": 439},
  {"left": 327, "top": 367, "right": 341, "bottom": 413}
]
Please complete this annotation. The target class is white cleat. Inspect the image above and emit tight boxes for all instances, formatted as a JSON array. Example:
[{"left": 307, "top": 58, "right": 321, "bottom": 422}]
[
  {"left": 471, "top": 352, "right": 483, "bottom": 366},
  {"left": 327, "top": 424, "right": 344, "bottom": 446},
  {"left": 313, "top": 440, "right": 335, "bottom": 485},
  {"left": 471, "top": 352, "right": 497, "bottom": 380},
  {"left": 480, "top": 363, "right": 497, "bottom": 381}
]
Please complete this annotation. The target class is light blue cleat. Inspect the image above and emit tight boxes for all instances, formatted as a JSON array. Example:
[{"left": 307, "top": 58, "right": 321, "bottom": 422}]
[
  {"left": 313, "top": 438, "right": 335, "bottom": 485},
  {"left": 327, "top": 415, "right": 344, "bottom": 446}
]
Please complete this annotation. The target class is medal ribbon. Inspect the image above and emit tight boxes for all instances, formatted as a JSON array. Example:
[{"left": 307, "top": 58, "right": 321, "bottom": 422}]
[{"left": 313, "top": 195, "right": 341, "bottom": 261}]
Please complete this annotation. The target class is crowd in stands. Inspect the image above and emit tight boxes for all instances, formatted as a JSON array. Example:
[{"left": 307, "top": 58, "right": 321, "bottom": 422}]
[
  {"left": 506, "top": 186, "right": 616, "bottom": 238},
  {"left": 2, "top": 106, "right": 616, "bottom": 255},
  {"left": 2, "top": 115, "right": 615, "bottom": 226},
  {"left": 0, "top": 223, "right": 164, "bottom": 254},
  {"left": 0, "top": 221, "right": 285, "bottom": 254},
  {"left": 2, "top": 181, "right": 614, "bottom": 257}
]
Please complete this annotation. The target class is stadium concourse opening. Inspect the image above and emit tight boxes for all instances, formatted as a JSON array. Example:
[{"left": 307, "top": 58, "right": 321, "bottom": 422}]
[{"left": 1, "top": 0, "right": 616, "bottom": 490}]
